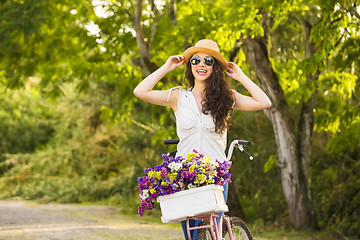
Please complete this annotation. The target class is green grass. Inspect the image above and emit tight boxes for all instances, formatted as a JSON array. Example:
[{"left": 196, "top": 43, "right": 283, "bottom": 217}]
[{"left": 251, "top": 226, "right": 359, "bottom": 240}]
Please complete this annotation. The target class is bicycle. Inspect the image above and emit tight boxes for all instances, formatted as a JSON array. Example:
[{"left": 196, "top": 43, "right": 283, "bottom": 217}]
[{"left": 163, "top": 139, "right": 254, "bottom": 240}]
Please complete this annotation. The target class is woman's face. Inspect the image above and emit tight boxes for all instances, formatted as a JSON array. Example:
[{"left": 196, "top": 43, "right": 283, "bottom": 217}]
[{"left": 190, "top": 52, "right": 214, "bottom": 81}]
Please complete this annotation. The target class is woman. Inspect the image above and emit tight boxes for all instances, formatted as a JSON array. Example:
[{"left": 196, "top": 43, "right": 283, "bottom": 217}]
[{"left": 133, "top": 39, "right": 271, "bottom": 239}]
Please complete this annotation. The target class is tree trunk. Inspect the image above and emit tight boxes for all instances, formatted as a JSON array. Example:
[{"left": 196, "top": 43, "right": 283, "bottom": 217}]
[
  {"left": 242, "top": 36, "right": 317, "bottom": 229},
  {"left": 297, "top": 92, "right": 319, "bottom": 230},
  {"left": 132, "top": 0, "right": 158, "bottom": 75},
  {"left": 295, "top": 20, "right": 319, "bottom": 230}
]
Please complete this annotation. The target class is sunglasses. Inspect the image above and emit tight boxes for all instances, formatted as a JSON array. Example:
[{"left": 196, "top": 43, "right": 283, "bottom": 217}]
[{"left": 190, "top": 56, "right": 215, "bottom": 67}]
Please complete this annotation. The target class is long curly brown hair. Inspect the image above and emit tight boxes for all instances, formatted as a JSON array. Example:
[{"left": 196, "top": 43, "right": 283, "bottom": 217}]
[{"left": 185, "top": 60, "right": 235, "bottom": 135}]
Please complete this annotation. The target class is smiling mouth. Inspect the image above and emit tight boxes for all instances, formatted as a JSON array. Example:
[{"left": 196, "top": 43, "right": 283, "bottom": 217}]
[{"left": 196, "top": 69, "right": 207, "bottom": 74}]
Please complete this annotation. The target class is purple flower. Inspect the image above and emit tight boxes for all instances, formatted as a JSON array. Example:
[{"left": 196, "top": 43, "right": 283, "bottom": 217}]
[
  {"left": 144, "top": 168, "right": 152, "bottom": 174},
  {"left": 136, "top": 149, "right": 232, "bottom": 216},
  {"left": 138, "top": 206, "right": 144, "bottom": 216}
]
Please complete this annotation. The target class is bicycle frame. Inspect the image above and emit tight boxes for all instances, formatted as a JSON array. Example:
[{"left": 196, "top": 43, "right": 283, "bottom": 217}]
[{"left": 186, "top": 214, "right": 236, "bottom": 240}]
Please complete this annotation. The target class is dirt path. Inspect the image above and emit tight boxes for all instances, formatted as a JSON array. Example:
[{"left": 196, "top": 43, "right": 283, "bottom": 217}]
[{"left": 0, "top": 200, "right": 183, "bottom": 240}]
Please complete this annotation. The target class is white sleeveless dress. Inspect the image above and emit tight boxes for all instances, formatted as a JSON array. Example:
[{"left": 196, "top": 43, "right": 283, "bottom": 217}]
[{"left": 167, "top": 87, "right": 227, "bottom": 162}]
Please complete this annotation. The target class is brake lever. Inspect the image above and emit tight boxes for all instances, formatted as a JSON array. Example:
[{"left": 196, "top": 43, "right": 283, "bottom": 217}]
[{"left": 238, "top": 145, "right": 254, "bottom": 161}]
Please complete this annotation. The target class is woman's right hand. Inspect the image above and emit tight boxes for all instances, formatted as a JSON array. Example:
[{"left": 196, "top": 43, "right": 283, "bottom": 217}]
[
  {"left": 133, "top": 55, "right": 185, "bottom": 108},
  {"left": 164, "top": 55, "right": 186, "bottom": 71}
]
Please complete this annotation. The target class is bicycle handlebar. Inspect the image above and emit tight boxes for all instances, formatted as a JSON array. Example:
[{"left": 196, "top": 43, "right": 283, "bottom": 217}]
[
  {"left": 237, "top": 140, "right": 252, "bottom": 146},
  {"left": 164, "top": 139, "right": 254, "bottom": 161},
  {"left": 164, "top": 139, "right": 252, "bottom": 146},
  {"left": 164, "top": 139, "right": 180, "bottom": 145},
  {"left": 226, "top": 140, "right": 253, "bottom": 161}
]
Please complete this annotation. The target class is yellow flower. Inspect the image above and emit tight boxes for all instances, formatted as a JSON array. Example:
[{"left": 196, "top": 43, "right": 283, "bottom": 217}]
[
  {"left": 206, "top": 179, "right": 214, "bottom": 184},
  {"left": 149, "top": 189, "right": 156, "bottom": 194},
  {"left": 189, "top": 164, "right": 196, "bottom": 173},
  {"left": 161, "top": 182, "right": 167, "bottom": 186},
  {"left": 186, "top": 152, "right": 198, "bottom": 162},
  {"left": 196, "top": 174, "right": 205, "bottom": 182},
  {"left": 203, "top": 156, "right": 210, "bottom": 164},
  {"left": 155, "top": 171, "right": 162, "bottom": 180},
  {"left": 169, "top": 172, "right": 177, "bottom": 181}
]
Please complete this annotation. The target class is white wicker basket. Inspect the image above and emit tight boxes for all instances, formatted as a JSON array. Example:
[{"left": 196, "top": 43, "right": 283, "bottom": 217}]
[{"left": 157, "top": 184, "right": 228, "bottom": 223}]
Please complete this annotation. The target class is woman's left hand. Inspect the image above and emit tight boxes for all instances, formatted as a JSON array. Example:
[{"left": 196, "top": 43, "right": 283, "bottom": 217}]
[
  {"left": 226, "top": 62, "right": 272, "bottom": 110},
  {"left": 225, "top": 62, "right": 244, "bottom": 81}
]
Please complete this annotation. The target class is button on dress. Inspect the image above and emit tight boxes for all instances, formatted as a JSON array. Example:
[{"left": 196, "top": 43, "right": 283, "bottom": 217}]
[{"left": 168, "top": 87, "right": 227, "bottom": 162}]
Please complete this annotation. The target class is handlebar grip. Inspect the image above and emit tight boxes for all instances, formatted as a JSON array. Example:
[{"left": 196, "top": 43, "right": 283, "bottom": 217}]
[
  {"left": 164, "top": 139, "right": 180, "bottom": 145},
  {"left": 238, "top": 140, "right": 252, "bottom": 146}
]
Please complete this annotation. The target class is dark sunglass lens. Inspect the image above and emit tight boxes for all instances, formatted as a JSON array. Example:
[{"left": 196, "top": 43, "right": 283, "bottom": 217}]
[
  {"left": 190, "top": 57, "right": 201, "bottom": 65},
  {"left": 204, "top": 57, "right": 214, "bottom": 66}
]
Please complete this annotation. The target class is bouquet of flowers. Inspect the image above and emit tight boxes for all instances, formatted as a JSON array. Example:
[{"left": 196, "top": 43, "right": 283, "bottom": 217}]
[{"left": 137, "top": 150, "right": 232, "bottom": 216}]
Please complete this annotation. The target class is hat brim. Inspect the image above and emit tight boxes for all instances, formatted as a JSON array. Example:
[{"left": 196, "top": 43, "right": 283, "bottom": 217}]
[{"left": 183, "top": 47, "right": 228, "bottom": 71}]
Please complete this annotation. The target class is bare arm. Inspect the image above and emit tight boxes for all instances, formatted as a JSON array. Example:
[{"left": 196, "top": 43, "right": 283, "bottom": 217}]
[
  {"left": 133, "top": 55, "right": 186, "bottom": 110},
  {"left": 226, "top": 62, "right": 271, "bottom": 111}
]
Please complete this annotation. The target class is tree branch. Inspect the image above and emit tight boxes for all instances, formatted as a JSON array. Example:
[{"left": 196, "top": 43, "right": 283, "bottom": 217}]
[
  {"left": 135, "top": 0, "right": 142, "bottom": 25},
  {"left": 132, "top": 0, "right": 157, "bottom": 75},
  {"left": 304, "top": 21, "right": 317, "bottom": 58},
  {"left": 169, "top": 0, "right": 177, "bottom": 26},
  {"left": 345, "top": 6, "right": 360, "bottom": 20},
  {"left": 334, "top": 30, "right": 348, "bottom": 48},
  {"left": 148, "top": 0, "right": 159, "bottom": 16}
]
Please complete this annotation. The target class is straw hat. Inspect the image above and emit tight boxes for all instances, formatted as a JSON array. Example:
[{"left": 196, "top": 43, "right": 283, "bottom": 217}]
[{"left": 183, "top": 39, "right": 228, "bottom": 71}]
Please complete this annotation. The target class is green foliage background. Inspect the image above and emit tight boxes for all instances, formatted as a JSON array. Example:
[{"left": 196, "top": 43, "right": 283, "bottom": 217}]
[{"left": 0, "top": 0, "right": 359, "bottom": 238}]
